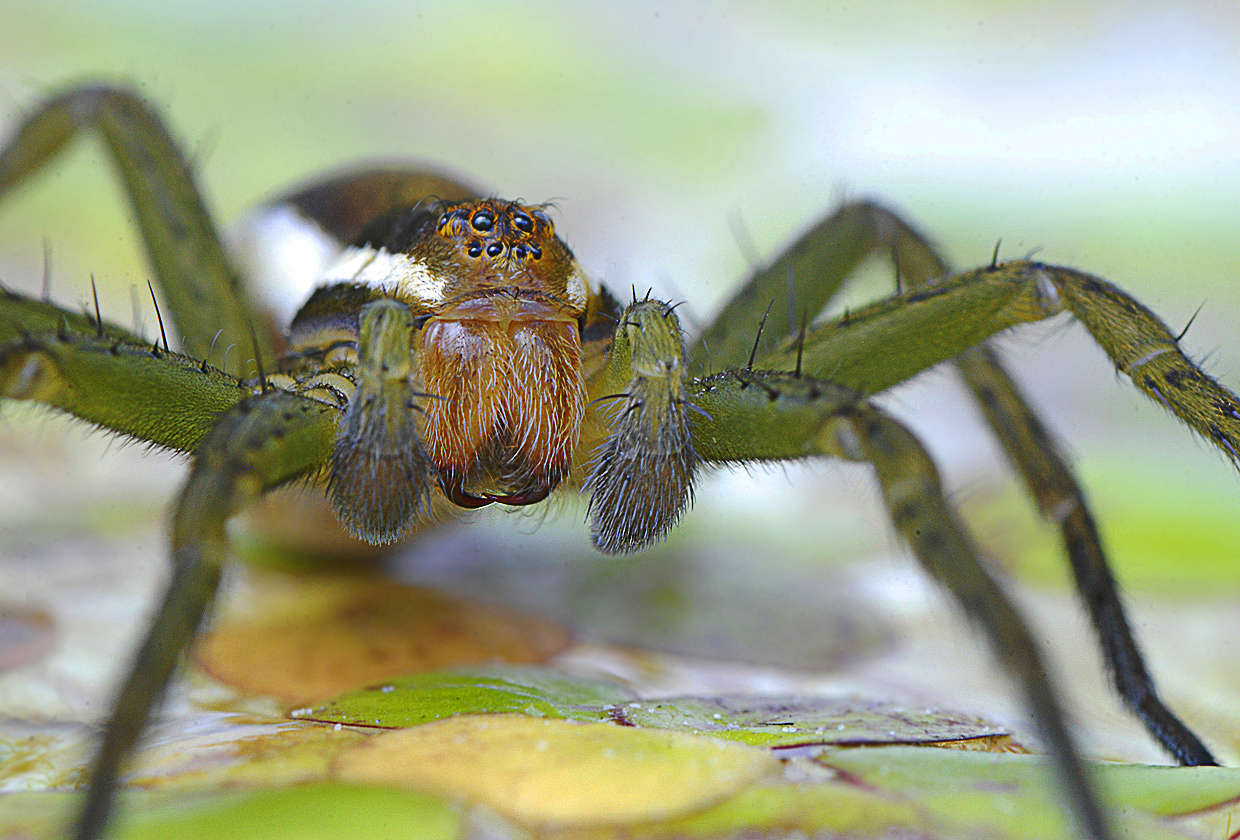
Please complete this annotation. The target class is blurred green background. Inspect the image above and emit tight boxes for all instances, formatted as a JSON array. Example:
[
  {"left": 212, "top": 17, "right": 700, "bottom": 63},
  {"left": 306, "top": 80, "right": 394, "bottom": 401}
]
[{"left": 2, "top": 0, "right": 1240, "bottom": 769}]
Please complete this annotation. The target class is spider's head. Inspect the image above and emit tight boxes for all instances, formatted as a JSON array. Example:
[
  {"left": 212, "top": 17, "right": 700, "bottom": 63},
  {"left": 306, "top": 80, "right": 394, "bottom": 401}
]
[
  {"left": 329, "top": 198, "right": 587, "bottom": 319},
  {"left": 418, "top": 199, "right": 587, "bottom": 317}
]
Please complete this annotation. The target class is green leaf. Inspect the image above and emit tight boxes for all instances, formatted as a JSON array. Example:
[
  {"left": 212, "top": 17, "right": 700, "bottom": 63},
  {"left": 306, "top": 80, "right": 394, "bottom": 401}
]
[
  {"left": 633, "top": 749, "right": 1240, "bottom": 840},
  {"left": 616, "top": 695, "right": 1012, "bottom": 748},
  {"left": 815, "top": 746, "right": 1240, "bottom": 840},
  {"left": 0, "top": 784, "right": 463, "bottom": 840},
  {"left": 293, "top": 665, "right": 636, "bottom": 727}
]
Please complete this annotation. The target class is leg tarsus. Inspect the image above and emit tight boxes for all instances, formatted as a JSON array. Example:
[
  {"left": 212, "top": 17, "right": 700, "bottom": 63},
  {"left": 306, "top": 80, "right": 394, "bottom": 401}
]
[
  {"left": 955, "top": 344, "right": 1217, "bottom": 766},
  {"left": 1052, "top": 267, "right": 1240, "bottom": 471},
  {"left": 687, "top": 371, "right": 1116, "bottom": 840},
  {"left": 72, "top": 551, "right": 222, "bottom": 840},
  {"left": 836, "top": 403, "right": 1115, "bottom": 840},
  {"left": 73, "top": 392, "right": 337, "bottom": 840}
]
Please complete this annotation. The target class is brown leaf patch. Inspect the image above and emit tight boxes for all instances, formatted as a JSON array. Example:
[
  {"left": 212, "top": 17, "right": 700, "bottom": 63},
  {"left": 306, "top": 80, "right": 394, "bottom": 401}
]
[{"left": 196, "top": 577, "right": 571, "bottom": 703}]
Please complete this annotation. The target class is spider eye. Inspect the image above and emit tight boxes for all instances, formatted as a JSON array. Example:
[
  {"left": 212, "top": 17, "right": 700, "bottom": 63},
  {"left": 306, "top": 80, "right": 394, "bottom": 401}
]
[
  {"left": 513, "top": 244, "right": 527, "bottom": 259},
  {"left": 471, "top": 210, "right": 494, "bottom": 232},
  {"left": 437, "top": 213, "right": 450, "bottom": 230},
  {"left": 467, "top": 241, "right": 482, "bottom": 258},
  {"left": 486, "top": 242, "right": 503, "bottom": 257},
  {"left": 528, "top": 243, "right": 542, "bottom": 260},
  {"left": 513, "top": 212, "right": 533, "bottom": 233}
]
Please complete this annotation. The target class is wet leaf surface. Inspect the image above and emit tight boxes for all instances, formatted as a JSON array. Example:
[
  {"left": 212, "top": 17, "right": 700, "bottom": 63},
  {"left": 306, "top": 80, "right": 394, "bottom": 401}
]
[
  {"left": 5, "top": 744, "right": 1239, "bottom": 840},
  {"left": 124, "top": 718, "right": 371, "bottom": 792},
  {"left": 614, "top": 695, "right": 1015, "bottom": 748},
  {"left": 575, "top": 750, "right": 1240, "bottom": 840},
  {"left": 332, "top": 714, "right": 780, "bottom": 826},
  {"left": 298, "top": 668, "right": 1015, "bottom": 750},
  {"left": 810, "top": 746, "right": 1240, "bottom": 840},
  {"left": 294, "top": 665, "right": 636, "bottom": 727},
  {"left": 195, "top": 575, "right": 572, "bottom": 703}
]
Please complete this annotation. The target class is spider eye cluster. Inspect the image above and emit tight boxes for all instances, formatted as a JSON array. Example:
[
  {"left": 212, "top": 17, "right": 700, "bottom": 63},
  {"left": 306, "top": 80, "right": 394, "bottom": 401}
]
[{"left": 435, "top": 200, "right": 552, "bottom": 266}]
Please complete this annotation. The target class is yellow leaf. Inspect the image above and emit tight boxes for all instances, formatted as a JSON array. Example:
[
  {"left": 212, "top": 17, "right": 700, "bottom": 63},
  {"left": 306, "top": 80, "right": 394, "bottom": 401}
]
[{"left": 332, "top": 714, "right": 779, "bottom": 826}]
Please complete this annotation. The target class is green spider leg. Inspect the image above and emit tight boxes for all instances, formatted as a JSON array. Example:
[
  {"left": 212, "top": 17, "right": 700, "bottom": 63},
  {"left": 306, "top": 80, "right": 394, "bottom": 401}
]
[
  {"left": 0, "top": 293, "right": 249, "bottom": 451},
  {"left": 0, "top": 85, "right": 272, "bottom": 375},
  {"left": 694, "top": 200, "right": 1222, "bottom": 766},
  {"left": 596, "top": 300, "right": 1112, "bottom": 839},
  {"left": 72, "top": 391, "right": 336, "bottom": 839}
]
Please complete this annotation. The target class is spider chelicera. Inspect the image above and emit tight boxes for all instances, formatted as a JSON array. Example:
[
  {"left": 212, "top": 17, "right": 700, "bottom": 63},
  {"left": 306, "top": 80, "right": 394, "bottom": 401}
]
[{"left": 1, "top": 84, "right": 1236, "bottom": 840}]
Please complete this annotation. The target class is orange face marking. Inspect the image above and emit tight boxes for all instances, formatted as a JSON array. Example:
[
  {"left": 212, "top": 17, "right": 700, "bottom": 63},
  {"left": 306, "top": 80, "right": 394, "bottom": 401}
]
[
  {"left": 403, "top": 199, "right": 588, "bottom": 314},
  {"left": 410, "top": 200, "right": 589, "bottom": 504}
]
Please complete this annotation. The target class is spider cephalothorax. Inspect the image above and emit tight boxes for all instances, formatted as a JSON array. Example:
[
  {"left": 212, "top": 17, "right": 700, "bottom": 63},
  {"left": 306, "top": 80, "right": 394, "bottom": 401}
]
[
  {"left": 282, "top": 198, "right": 605, "bottom": 541},
  {"left": 4, "top": 84, "right": 1239, "bottom": 840}
]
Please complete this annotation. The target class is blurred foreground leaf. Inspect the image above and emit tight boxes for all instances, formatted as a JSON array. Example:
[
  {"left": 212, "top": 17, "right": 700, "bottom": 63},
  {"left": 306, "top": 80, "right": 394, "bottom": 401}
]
[
  {"left": 0, "top": 783, "right": 462, "bottom": 840},
  {"left": 195, "top": 576, "right": 571, "bottom": 702},
  {"left": 805, "top": 746, "right": 1240, "bottom": 840},
  {"left": 0, "top": 605, "right": 53, "bottom": 672}
]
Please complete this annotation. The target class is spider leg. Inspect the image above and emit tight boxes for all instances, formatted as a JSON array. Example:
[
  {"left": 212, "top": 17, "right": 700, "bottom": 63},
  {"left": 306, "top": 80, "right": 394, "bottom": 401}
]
[
  {"left": 326, "top": 298, "right": 438, "bottom": 544},
  {"left": 73, "top": 391, "right": 337, "bottom": 840},
  {"left": 749, "top": 259, "right": 1240, "bottom": 461},
  {"left": 762, "top": 256, "right": 1239, "bottom": 764},
  {"left": 886, "top": 211, "right": 1218, "bottom": 765},
  {"left": 0, "top": 297, "right": 248, "bottom": 452},
  {"left": 591, "top": 296, "right": 1112, "bottom": 835},
  {"left": 0, "top": 291, "right": 338, "bottom": 839},
  {"left": 0, "top": 84, "right": 270, "bottom": 374},
  {"left": 695, "top": 200, "right": 1220, "bottom": 763},
  {"left": 687, "top": 368, "right": 1114, "bottom": 840},
  {"left": 955, "top": 346, "right": 1217, "bottom": 766},
  {"left": 586, "top": 299, "right": 698, "bottom": 552},
  {"left": 0, "top": 287, "right": 146, "bottom": 345},
  {"left": 688, "top": 200, "right": 943, "bottom": 371}
]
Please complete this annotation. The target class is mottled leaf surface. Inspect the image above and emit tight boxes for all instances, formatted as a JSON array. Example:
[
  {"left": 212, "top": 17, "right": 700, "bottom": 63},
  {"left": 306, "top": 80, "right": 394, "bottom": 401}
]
[
  {"left": 614, "top": 694, "right": 1014, "bottom": 748},
  {"left": 332, "top": 714, "right": 780, "bottom": 826}
]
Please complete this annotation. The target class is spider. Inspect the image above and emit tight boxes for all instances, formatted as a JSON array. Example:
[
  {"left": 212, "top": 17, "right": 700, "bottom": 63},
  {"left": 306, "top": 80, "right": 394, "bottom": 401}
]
[{"left": 0, "top": 83, "right": 1236, "bottom": 840}]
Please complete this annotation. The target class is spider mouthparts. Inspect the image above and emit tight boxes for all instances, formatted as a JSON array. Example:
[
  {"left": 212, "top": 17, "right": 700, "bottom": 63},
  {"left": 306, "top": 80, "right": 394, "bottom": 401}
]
[
  {"left": 440, "top": 474, "right": 493, "bottom": 508},
  {"left": 439, "top": 473, "right": 555, "bottom": 509}
]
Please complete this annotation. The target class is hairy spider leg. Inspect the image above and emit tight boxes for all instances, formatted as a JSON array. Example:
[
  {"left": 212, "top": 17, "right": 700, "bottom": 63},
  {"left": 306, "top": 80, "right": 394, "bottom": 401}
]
[
  {"left": 700, "top": 201, "right": 1231, "bottom": 765},
  {"left": 0, "top": 86, "right": 270, "bottom": 375}
]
